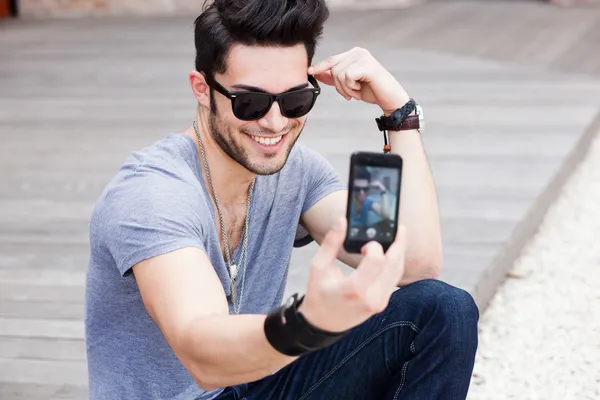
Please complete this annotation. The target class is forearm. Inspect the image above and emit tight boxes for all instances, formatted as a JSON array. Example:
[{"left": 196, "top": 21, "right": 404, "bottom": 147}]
[
  {"left": 182, "top": 314, "right": 297, "bottom": 390},
  {"left": 389, "top": 129, "right": 442, "bottom": 281}
]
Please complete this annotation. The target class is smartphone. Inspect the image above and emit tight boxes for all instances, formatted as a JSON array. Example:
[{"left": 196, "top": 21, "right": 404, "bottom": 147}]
[{"left": 344, "top": 151, "right": 403, "bottom": 253}]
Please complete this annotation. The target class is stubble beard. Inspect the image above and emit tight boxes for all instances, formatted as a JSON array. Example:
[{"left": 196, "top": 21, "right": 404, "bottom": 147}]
[{"left": 207, "top": 110, "right": 304, "bottom": 176}]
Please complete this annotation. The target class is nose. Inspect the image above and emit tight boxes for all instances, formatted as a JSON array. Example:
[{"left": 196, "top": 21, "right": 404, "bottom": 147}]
[{"left": 258, "top": 100, "right": 288, "bottom": 133}]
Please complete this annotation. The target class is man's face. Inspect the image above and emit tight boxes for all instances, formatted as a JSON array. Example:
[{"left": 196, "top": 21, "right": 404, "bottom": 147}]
[
  {"left": 208, "top": 43, "right": 310, "bottom": 175},
  {"left": 353, "top": 178, "right": 370, "bottom": 203}
]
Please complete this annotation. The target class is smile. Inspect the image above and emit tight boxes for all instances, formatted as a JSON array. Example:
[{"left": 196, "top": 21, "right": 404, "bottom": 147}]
[{"left": 248, "top": 134, "right": 284, "bottom": 147}]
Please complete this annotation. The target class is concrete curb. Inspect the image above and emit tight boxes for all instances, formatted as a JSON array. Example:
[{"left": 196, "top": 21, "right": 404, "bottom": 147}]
[{"left": 472, "top": 110, "right": 600, "bottom": 312}]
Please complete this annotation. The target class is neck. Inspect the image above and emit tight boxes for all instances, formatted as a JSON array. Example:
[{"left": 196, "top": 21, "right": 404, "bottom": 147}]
[{"left": 184, "top": 110, "right": 255, "bottom": 205}]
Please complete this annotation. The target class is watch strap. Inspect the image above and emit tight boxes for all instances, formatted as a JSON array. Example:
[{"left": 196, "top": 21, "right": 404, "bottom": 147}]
[
  {"left": 375, "top": 98, "right": 417, "bottom": 132},
  {"left": 393, "top": 115, "right": 420, "bottom": 131}
]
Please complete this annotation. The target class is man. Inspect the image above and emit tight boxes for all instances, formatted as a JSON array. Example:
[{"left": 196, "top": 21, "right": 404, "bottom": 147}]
[
  {"left": 349, "top": 166, "right": 393, "bottom": 228},
  {"left": 84, "top": 0, "right": 479, "bottom": 399}
]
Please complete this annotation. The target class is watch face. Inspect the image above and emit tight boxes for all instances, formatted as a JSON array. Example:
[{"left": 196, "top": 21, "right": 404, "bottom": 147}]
[{"left": 416, "top": 104, "right": 424, "bottom": 132}]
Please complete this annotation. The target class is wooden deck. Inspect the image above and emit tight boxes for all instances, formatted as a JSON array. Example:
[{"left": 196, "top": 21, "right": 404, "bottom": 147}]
[{"left": 2, "top": 1, "right": 600, "bottom": 398}]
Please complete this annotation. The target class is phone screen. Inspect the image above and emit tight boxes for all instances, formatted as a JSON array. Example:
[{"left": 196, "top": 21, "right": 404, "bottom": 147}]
[{"left": 344, "top": 153, "right": 402, "bottom": 253}]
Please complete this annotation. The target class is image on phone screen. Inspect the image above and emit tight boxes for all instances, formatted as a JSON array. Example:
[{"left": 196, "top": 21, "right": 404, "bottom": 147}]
[{"left": 346, "top": 163, "right": 401, "bottom": 252}]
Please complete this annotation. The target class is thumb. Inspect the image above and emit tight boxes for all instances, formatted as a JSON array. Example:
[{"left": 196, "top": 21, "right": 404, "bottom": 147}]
[
  {"left": 312, "top": 71, "right": 335, "bottom": 86},
  {"left": 311, "top": 217, "right": 347, "bottom": 269}
]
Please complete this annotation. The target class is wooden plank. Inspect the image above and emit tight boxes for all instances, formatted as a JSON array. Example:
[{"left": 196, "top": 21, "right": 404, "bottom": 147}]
[
  {"left": 0, "top": 285, "right": 84, "bottom": 303},
  {"left": 0, "top": 359, "right": 88, "bottom": 386},
  {"left": 0, "top": 337, "right": 85, "bottom": 361},
  {"left": 0, "top": 247, "right": 90, "bottom": 271},
  {"left": 0, "top": 318, "right": 84, "bottom": 340},
  {"left": 0, "top": 269, "right": 85, "bottom": 287},
  {"left": 0, "top": 383, "right": 62, "bottom": 400},
  {"left": 49, "top": 385, "right": 89, "bottom": 400},
  {"left": 0, "top": 301, "right": 84, "bottom": 320}
]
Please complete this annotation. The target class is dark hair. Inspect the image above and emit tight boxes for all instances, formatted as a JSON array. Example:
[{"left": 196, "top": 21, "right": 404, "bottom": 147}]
[
  {"left": 194, "top": 0, "right": 329, "bottom": 77},
  {"left": 355, "top": 166, "right": 371, "bottom": 182}
]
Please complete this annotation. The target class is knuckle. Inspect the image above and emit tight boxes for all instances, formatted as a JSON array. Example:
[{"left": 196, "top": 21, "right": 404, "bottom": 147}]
[
  {"left": 364, "top": 302, "right": 376, "bottom": 313},
  {"left": 348, "top": 70, "right": 359, "bottom": 80},
  {"left": 364, "top": 298, "right": 385, "bottom": 314},
  {"left": 356, "top": 47, "right": 370, "bottom": 56},
  {"left": 343, "top": 281, "right": 362, "bottom": 300},
  {"left": 376, "top": 298, "right": 388, "bottom": 313}
]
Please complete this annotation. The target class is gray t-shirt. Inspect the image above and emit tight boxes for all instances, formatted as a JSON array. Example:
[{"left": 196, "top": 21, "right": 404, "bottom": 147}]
[{"left": 84, "top": 134, "right": 345, "bottom": 400}]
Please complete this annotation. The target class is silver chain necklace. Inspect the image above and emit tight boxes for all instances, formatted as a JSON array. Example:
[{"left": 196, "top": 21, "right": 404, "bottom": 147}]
[{"left": 193, "top": 120, "right": 254, "bottom": 314}]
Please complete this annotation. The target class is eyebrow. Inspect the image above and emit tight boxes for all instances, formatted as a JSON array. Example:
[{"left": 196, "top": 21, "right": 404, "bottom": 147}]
[{"left": 230, "top": 82, "right": 309, "bottom": 94}]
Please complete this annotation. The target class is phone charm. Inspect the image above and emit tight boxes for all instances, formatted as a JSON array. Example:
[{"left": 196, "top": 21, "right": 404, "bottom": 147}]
[{"left": 383, "top": 130, "right": 391, "bottom": 153}]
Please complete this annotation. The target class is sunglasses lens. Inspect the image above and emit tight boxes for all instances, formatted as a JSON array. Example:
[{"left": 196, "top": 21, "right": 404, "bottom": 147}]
[
  {"left": 233, "top": 93, "right": 271, "bottom": 121},
  {"left": 281, "top": 91, "right": 316, "bottom": 118}
]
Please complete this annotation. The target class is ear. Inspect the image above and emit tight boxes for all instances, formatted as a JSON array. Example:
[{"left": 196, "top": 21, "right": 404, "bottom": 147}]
[{"left": 189, "top": 71, "right": 211, "bottom": 109}]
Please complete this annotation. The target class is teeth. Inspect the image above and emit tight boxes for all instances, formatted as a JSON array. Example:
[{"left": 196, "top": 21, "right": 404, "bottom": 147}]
[{"left": 250, "top": 135, "right": 282, "bottom": 146}]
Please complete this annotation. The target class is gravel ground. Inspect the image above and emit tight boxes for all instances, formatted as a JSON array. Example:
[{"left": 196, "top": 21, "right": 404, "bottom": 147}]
[{"left": 466, "top": 133, "right": 600, "bottom": 400}]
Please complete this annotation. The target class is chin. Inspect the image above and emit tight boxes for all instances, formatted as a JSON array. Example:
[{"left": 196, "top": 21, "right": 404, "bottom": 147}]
[
  {"left": 246, "top": 150, "right": 291, "bottom": 176},
  {"left": 241, "top": 127, "right": 302, "bottom": 175}
]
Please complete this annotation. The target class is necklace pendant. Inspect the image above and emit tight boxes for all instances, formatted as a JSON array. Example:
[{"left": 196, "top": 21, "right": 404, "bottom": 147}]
[
  {"left": 230, "top": 263, "right": 238, "bottom": 281},
  {"left": 230, "top": 281, "right": 237, "bottom": 308}
]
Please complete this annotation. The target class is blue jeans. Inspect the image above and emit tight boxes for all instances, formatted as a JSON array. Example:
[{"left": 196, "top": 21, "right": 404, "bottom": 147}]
[{"left": 216, "top": 279, "right": 479, "bottom": 400}]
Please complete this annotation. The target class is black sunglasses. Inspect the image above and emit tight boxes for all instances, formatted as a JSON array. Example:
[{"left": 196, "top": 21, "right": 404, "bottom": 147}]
[{"left": 203, "top": 73, "right": 321, "bottom": 121}]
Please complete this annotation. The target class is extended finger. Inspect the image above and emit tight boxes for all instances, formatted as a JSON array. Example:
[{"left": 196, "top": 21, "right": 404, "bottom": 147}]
[
  {"left": 341, "top": 241, "right": 386, "bottom": 309},
  {"left": 308, "top": 50, "right": 351, "bottom": 76},
  {"left": 310, "top": 217, "right": 347, "bottom": 270},
  {"left": 352, "top": 241, "right": 387, "bottom": 288}
]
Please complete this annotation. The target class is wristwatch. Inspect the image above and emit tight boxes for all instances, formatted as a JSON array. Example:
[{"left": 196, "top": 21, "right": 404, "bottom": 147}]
[
  {"left": 376, "top": 102, "right": 424, "bottom": 133},
  {"left": 411, "top": 103, "right": 424, "bottom": 132}
]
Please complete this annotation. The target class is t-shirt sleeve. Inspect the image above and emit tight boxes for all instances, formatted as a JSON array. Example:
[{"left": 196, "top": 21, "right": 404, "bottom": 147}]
[
  {"left": 92, "top": 163, "right": 206, "bottom": 277},
  {"left": 294, "top": 146, "right": 346, "bottom": 247}
]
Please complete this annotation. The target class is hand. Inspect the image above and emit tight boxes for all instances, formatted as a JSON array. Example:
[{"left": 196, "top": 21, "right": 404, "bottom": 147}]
[
  {"left": 370, "top": 181, "right": 387, "bottom": 192},
  {"left": 308, "top": 47, "right": 411, "bottom": 115},
  {"left": 299, "top": 217, "right": 407, "bottom": 333}
]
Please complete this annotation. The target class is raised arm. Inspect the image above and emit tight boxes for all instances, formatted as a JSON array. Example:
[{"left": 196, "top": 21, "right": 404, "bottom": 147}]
[{"left": 303, "top": 47, "right": 443, "bottom": 284}]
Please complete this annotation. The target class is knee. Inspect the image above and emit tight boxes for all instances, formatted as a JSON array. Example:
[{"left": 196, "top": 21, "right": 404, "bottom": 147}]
[{"left": 390, "top": 279, "right": 479, "bottom": 347}]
